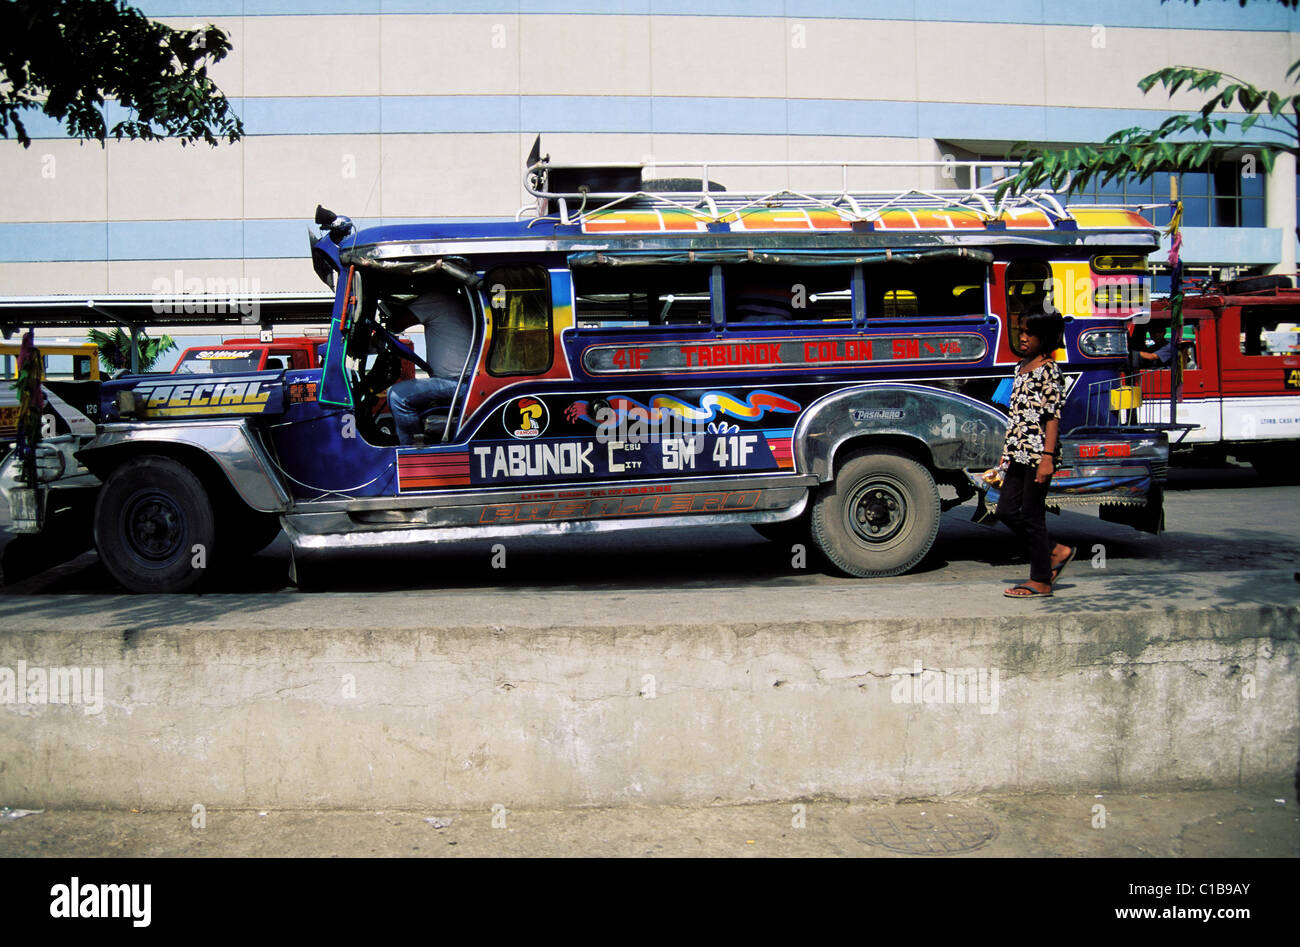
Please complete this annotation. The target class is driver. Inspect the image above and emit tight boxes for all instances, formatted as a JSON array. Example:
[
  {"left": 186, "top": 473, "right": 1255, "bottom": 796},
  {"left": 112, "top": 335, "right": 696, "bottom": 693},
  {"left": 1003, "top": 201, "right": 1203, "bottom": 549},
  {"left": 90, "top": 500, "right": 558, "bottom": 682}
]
[
  {"left": 387, "top": 285, "right": 473, "bottom": 444},
  {"left": 1135, "top": 323, "right": 1176, "bottom": 368}
]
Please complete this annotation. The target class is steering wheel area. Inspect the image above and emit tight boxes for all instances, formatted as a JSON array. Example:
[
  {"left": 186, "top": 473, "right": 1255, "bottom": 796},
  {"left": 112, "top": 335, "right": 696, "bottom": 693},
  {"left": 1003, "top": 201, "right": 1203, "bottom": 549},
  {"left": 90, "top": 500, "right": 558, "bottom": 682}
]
[{"left": 339, "top": 292, "right": 408, "bottom": 444}]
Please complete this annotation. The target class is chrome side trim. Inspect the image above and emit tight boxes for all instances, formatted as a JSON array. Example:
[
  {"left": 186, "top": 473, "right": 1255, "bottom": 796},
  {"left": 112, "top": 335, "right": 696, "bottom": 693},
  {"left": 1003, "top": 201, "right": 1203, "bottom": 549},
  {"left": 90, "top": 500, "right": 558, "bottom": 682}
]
[
  {"left": 77, "top": 420, "right": 292, "bottom": 512},
  {"left": 287, "top": 472, "right": 818, "bottom": 515},
  {"left": 284, "top": 493, "right": 808, "bottom": 550}
]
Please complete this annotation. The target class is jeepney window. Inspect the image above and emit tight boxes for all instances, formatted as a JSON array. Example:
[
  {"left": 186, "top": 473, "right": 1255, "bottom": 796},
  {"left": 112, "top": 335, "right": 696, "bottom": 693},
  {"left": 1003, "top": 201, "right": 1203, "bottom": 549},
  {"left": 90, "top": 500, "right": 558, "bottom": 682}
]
[
  {"left": 573, "top": 265, "right": 711, "bottom": 328},
  {"left": 1184, "top": 323, "right": 1200, "bottom": 370},
  {"left": 1240, "top": 306, "right": 1300, "bottom": 357},
  {"left": 1137, "top": 319, "right": 1200, "bottom": 370},
  {"left": 1006, "top": 261, "right": 1052, "bottom": 354},
  {"left": 42, "top": 354, "right": 76, "bottom": 379},
  {"left": 486, "top": 265, "right": 553, "bottom": 375},
  {"left": 175, "top": 349, "right": 263, "bottom": 374},
  {"left": 725, "top": 266, "right": 852, "bottom": 324},
  {"left": 870, "top": 261, "right": 987, "bottom": 320},
  {"left": 883, "top": 289, "right": 918, "bottom": 318}
]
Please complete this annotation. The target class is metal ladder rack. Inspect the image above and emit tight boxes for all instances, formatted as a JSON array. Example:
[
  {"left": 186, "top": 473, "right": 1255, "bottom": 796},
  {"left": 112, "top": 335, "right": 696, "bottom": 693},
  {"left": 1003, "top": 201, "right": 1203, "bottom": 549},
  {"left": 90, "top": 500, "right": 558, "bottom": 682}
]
[
  {"left": 1079, "top": 370, "right": 1197, "bottom": 444},
  {"left": 521, "top": 158, "right": 1087, "bottom": 227}
]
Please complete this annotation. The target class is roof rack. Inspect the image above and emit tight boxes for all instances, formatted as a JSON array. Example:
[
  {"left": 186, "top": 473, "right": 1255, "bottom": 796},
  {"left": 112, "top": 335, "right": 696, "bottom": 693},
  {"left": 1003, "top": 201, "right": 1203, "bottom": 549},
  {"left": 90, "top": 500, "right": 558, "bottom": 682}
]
[{"left": 521, "top": 157, "right": 1087, "bottom": 227}]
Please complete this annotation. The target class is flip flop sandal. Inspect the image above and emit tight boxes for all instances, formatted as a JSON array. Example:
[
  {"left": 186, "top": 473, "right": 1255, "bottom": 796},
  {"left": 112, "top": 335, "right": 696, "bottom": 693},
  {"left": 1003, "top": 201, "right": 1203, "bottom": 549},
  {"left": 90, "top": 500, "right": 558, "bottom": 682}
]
[
  {"left": 1051, "top": 546, "right": 1078, "bottom": 583},
  {"left": 1004, "top": 583, "right": 1052, "bottom": 597}
]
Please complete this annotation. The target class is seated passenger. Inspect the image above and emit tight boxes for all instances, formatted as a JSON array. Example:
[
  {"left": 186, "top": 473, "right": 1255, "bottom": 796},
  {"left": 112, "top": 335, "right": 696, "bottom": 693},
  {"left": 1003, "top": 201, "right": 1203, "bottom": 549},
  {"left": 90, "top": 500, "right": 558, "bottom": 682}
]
[
  {"left": 387, "top": 286, "right": 473, "bottom": 445},
  {"left": 731, "top": 286, "right": 795, "bottom": 323}
]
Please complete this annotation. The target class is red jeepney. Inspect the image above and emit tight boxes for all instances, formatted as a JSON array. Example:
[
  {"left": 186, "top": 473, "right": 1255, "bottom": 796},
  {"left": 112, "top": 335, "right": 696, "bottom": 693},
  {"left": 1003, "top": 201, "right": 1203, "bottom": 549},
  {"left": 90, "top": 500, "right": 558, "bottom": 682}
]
[
  {"left": 1141, "top": 275, "right": 1300, "bottom": 479},
  {"left": 171, "top": 336, "right": 325, "bottom": 374},
  {"left": 171, "top": 333, "right": 416, "bottom": 440}
]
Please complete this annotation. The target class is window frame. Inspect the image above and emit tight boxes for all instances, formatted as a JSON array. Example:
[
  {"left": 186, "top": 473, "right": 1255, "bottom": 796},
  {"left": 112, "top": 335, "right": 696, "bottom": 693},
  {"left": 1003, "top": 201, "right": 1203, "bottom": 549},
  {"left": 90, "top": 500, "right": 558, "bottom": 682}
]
[{"left": 484, "top": 264, "right": 555, "bottom": 377}]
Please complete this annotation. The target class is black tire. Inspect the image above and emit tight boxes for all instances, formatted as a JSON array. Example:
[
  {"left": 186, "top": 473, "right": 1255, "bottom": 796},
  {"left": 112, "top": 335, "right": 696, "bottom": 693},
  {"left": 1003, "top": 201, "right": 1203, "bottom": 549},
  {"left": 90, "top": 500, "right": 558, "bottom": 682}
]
[
  {"left": 1250, "top": 449, "right": 1300, "bottom": 485},
  {"left": 93, "top": 455, "right": 217, "bottom": 593},
  {"left": 221, "top": 503, "right": 282, "bottom": 558},
  {"left": 810, "top": 449, "right": 940, "bottom": 577}
]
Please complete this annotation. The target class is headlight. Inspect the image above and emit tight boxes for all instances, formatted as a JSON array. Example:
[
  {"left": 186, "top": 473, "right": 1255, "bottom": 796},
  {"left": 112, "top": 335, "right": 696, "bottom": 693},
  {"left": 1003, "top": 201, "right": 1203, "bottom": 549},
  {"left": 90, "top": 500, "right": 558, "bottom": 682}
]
[{"left": 1079, "top": 328, "right": 1128, "bottom": 357}]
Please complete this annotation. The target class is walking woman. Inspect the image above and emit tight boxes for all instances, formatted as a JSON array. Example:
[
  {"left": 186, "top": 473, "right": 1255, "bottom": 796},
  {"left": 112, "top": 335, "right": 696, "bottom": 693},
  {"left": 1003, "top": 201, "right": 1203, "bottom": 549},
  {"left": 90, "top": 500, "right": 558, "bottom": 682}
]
[{"left": 998, "top": 306, "right": 1077, "bottom": 597}]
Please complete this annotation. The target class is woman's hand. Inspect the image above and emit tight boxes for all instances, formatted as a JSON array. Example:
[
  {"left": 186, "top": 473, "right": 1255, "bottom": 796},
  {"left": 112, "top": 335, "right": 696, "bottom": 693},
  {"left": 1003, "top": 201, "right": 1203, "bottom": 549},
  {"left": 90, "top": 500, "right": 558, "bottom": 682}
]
[{"left": 1035, "top": 454, "right": 1056, "bottom": 484}]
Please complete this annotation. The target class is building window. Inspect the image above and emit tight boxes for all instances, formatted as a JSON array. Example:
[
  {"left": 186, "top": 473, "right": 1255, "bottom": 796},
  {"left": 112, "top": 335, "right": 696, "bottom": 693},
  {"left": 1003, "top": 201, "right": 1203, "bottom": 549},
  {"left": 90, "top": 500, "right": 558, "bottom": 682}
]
[{"left": 978, "top": 159, "right": 1264, "bottom": 228}]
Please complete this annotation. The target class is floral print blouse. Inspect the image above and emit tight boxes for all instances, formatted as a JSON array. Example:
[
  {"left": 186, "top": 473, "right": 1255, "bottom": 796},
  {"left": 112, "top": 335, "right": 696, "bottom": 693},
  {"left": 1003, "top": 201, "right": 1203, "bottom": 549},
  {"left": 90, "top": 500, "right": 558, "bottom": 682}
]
[{"left": 1003, "top": 360, "right": 1064, "bottom": 465}]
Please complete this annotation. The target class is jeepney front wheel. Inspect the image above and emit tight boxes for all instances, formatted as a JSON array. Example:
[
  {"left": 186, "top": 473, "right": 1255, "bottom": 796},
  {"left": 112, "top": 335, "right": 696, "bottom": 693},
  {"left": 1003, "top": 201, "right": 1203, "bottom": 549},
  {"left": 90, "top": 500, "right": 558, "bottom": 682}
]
[
  {"left": 93, "top": 455, "right": 217, "bottom": 593},
  {"left": 811, "top": 449, "right": 940, "bottom": 578}
]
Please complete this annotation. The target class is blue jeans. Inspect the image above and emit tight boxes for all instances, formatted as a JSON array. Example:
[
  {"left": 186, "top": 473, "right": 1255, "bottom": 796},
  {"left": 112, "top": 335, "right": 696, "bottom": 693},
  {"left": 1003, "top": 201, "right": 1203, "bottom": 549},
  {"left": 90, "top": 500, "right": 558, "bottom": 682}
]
[{"left": 388, "top": 376, "right": 458, "bottom": 444}]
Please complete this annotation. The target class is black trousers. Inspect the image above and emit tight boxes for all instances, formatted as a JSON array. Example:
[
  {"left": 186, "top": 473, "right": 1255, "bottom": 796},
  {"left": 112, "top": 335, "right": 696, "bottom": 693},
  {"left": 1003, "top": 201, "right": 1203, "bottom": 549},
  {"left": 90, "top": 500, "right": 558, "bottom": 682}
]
[{"left": 997, "top": 461, "right": 1054, "bottom": 584}]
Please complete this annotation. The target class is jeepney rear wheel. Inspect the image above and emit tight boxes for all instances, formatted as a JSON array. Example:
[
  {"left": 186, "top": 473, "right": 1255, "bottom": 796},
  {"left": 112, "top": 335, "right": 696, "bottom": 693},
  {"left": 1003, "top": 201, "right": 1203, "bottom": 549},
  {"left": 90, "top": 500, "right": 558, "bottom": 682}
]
[
  {"left": 93, "top": 455, "right": 217, "bottom": 593},
  {"left": 811, "top": 449, "right": 940, "bottom": 578}
]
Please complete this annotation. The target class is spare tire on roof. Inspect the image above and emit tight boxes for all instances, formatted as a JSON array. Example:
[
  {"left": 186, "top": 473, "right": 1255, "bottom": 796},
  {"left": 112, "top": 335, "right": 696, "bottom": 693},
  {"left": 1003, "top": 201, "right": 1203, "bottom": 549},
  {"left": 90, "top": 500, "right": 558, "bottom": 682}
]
[{"left": 642, "top": 177, "right": 726, "bottom": 193}]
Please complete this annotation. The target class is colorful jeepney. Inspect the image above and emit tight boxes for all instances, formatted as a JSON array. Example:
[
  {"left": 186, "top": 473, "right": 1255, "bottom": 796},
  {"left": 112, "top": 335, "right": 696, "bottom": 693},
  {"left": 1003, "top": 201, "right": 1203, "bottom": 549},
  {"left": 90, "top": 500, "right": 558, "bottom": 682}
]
[{"left": 0, "top": 154, "right": 1170, "bottom": 592}]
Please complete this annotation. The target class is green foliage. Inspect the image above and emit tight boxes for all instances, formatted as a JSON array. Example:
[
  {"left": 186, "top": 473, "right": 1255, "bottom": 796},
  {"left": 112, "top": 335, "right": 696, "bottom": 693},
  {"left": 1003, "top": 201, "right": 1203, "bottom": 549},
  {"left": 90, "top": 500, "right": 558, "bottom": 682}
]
[
  {"left": 0, "top": 0, "right": 242, "bottom": 148},
  {"left": 87, "top": 327, "right": 177, "bottom": 374},
  {"left": 996, "top": 58, "right": 1300, "bottom": 203}
]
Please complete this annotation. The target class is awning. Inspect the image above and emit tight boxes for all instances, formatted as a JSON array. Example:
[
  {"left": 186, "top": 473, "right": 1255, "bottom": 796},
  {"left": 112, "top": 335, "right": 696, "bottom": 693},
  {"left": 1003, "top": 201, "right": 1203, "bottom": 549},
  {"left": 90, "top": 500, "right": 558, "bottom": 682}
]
[{"left": 0, "top": 293, "right": 335, "bottom": 336}]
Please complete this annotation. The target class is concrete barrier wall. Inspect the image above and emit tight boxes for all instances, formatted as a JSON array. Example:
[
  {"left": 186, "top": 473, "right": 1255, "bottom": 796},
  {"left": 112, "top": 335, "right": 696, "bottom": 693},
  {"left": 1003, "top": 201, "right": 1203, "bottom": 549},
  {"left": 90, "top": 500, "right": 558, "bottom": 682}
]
[{"left": 2, "top": 589, "right": 1296, "bottom": 809}]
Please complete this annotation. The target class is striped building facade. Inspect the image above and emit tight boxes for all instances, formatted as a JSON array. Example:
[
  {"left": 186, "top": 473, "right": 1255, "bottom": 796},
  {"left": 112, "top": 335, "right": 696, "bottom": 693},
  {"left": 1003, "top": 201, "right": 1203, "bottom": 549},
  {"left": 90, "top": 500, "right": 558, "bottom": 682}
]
[{"left": 1, "top": 0, "right": 1296, "bottom": 299}]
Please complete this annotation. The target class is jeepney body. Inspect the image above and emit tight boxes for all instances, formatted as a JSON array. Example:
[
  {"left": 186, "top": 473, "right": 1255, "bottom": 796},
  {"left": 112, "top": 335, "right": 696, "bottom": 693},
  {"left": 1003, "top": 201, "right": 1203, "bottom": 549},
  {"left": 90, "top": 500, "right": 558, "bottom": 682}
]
[{"left": 0, "top": 157, "right": 1171, "bottom": 590}]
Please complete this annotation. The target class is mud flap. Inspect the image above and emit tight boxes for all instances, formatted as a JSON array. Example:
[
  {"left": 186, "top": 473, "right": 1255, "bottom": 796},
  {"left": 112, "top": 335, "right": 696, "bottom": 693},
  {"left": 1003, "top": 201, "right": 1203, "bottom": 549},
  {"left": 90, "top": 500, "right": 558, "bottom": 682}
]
[
  {"left": 8, "top": 485, "right": 45, "bottom": 532},
  {"left": 1098, "top": 484, "right": 1165, "bottom": 535}
]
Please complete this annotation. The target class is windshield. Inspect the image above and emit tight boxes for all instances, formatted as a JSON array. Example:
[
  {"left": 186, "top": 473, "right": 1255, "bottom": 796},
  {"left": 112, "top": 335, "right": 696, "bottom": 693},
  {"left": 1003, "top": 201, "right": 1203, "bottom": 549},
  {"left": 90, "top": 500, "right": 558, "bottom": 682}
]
[{"left": 174, "top": 349, "right": 264, "bottom": 374}]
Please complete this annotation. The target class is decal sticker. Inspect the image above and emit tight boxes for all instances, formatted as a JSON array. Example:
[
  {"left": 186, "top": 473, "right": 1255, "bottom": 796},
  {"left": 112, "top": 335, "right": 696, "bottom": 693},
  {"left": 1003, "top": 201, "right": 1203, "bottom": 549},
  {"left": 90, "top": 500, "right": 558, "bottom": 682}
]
[
  {"left": 397, "top": 450, "right": 472, "bottom": 491},
  {"left": 503, "top": 396, "right": 550, "bottom": 440},
  {"left": 565, "top": 390, "right": 800, "bottom": 427},
  {"left": 123, "top": 376, "right": 279, "bottom": 417},
  {"left": 474, "top": 441, "right": 595, "bottom": 479},
  {"left": 397, "top": 433, "right": 793, "bottom": 491},
  {"left": 582, "top": 334, "right": 988, "bottom": 374}
]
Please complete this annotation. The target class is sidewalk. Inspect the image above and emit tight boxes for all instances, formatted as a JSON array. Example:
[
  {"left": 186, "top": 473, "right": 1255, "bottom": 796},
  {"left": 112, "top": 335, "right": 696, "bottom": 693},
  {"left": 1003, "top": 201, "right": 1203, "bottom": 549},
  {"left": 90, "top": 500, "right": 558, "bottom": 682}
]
[
  {"left": 1, "top": 786, "right": 1295, "bottom": 857},
  {"left": 2, "top": 565, "right": 1298, "bottom": 633}
]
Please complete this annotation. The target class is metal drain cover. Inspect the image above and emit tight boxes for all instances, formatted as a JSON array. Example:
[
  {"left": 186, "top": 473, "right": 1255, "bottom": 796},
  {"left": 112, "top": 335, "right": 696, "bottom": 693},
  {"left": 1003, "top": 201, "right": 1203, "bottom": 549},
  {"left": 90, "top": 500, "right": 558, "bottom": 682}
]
[{"left": 857, "top": 807, "right": 998, "bottom": 855}]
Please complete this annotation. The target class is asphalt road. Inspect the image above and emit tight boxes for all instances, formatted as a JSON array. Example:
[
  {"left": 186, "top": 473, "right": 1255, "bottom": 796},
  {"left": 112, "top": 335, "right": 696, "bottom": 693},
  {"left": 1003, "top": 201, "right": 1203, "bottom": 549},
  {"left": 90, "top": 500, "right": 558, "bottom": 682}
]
[{"left": 1, "top": 462, "right": 1297, "bottom": 597}]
